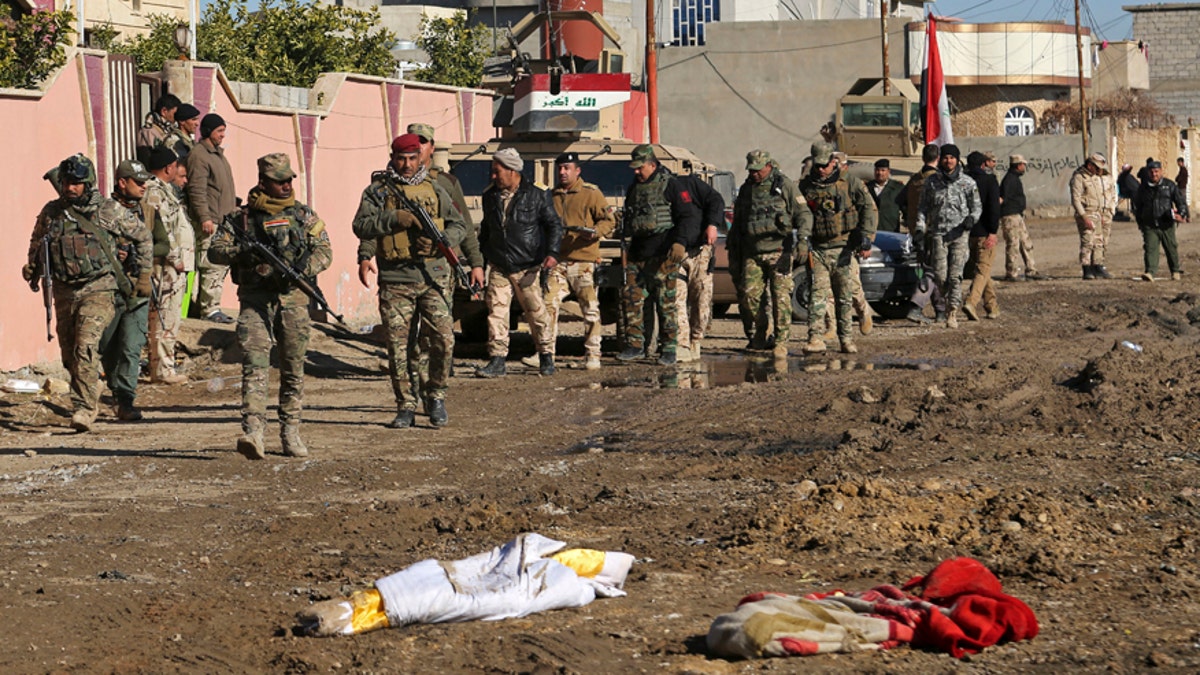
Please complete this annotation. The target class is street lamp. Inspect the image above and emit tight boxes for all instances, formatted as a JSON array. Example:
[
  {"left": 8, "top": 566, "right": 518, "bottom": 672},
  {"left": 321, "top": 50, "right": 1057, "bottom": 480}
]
[{"left": 173, "top": 24, "right": 191, "bottom": 60}]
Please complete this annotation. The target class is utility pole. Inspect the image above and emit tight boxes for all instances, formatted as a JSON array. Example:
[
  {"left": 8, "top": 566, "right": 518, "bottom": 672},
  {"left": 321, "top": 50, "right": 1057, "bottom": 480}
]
[
  {"left": 646, "top": 0, "right": 660, "bottom": 143},
  {"left": 881, "top": 0, "right": 890, "bottom": 95},
  {"left": 1075, "top": 0, "right": 1089, "bottom": 156}
]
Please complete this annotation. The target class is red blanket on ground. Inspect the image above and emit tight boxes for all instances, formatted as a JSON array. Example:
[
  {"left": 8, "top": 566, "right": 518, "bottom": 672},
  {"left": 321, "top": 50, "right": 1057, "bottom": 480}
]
[{"left": 707, "top": 557, "right": 1038, "bottom": 659}]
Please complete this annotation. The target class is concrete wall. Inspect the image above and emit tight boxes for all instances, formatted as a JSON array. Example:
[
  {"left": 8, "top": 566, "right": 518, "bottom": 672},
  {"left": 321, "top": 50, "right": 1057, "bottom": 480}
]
[
  {"left": 1, "top": 52, "right": 496, "bottom": 371},
  {"left": 949, "top": 84, "right": 1070, "bottom": 138},
  {"left": 1130, "top": 4, "right": 1200, "bottom": 124},
  {"left": 657, "top": 18, "right": 905, "bottom": 180}
]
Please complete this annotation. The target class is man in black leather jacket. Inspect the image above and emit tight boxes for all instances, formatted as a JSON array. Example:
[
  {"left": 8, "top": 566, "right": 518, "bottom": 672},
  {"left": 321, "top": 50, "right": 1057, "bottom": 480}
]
[
  {"left": 1134, "top": 159, "right": 1189, "bottom": 282},
  {"left": 475, "top": 148, "right": 563, "bottom": 377}
]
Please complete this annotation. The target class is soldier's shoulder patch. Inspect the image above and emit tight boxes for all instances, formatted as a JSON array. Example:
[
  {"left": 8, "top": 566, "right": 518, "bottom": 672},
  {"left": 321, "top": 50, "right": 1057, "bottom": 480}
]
[
  {"left": 264, "top": 217, "right": 290, "bottom": 229},
  {"left": 581, "top": 181, "right": 602, "bottom": 192},
  {"left": 308, "top": 218, "right": 327, "bottom": 238}
]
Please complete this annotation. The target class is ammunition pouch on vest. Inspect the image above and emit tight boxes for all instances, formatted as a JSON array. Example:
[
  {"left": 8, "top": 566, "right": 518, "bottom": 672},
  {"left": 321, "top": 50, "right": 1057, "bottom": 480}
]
[
  {"left": 233, "top": 207, "right": 308, "bottom": 292},
  {"left": 745, "top": 174, "right": 789, "bottom": 239},
  {"left": 625, "top": 173, "right": 674, "bottom": 237},
  {"left": 49, "top": 222, "right": 112, "bottom": 285},
  {"left": 378, "top": 180, "right": 443, "bottom": 261},
  {"left": 804, "top": 179, "right": 855, "bottom": 245}
]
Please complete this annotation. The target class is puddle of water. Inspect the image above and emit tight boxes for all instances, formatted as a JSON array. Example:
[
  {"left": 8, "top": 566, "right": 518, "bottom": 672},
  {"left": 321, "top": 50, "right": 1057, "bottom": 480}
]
[{"left": 577, "top": 352, "right": 952, "bottom": 390}]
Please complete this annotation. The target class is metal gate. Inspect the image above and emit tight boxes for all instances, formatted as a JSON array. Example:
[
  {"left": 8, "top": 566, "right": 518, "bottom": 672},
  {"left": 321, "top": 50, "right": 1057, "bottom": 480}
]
[{"left": 108, "top": 54, "right": 139, "bottom": 176}]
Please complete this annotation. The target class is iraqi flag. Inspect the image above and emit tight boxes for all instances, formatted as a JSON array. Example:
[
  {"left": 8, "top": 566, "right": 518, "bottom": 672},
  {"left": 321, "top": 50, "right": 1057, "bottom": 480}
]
[{"left": 920, "top": 15, "right": 953, "bottom": 146}]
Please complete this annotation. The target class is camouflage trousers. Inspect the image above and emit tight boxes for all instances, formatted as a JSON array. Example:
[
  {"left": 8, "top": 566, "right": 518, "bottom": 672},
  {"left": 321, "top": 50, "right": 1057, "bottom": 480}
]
[
  {"left": 623, "top": 255, "right": 679, "bottom": 353},
  {"left": 1076, "top": 213, "right": 1109, "bottom": 265},
  {"left": 149, "top": 265, "right": 188, "bottom": 380},
  {"left": 545, "top": 261, "right": 601, "bottom": 357},
  {"left": 675, "top": 244, "right": 713, "bottom": 349},
  {"left": 807, "top": 247, "right": 855, "bottom": 340},
  {"left": 930, "top": 227, "right": 971, "bottom": 311},
  {"left": 486, "top": 266, "right": 553, "bottom": 357},
  {"left": 822, "top": 256, "right": 869, "bottom": 331},
  {"left": 54, "top": 287, "right": 117, "bottom": 414},
  {"left": 740, "top": 250, "right": 793, "bottom": 345},
  {"left": 237, "top": 288, "right": 310, "bottom": 427},
  {"left": 100, "top": 298, "right": 149, "bottom": 406},
  {"left": 194, "top": 229, "right": 229, "bottom": 316},
  {"left": 381, "top": 280, "right": 453, "bottom": 411},
  {"left": 963, "top": 236, "right": 998, "bottom": 313},
  {"left": 1000, "top": 214, "right": 1037, "bottom": 277}
]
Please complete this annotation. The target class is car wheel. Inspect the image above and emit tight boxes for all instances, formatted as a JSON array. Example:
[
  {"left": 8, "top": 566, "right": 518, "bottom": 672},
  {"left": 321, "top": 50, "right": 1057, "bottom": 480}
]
[
  {"left": 869, "top": 299, "right": 914, "bottom": 320},
  {"left": 712, "top": 303, "right": 730, "bottom": 318},
  {"left": 790, "top": 267, "right": 809, "bottom": 322}
]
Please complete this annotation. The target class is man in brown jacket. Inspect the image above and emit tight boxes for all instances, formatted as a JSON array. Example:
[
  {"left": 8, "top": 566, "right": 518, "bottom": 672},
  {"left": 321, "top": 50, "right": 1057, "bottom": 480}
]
[
  {"left": 539, "top": 152, "right": 615, "bottom": 370},
  {"left": 186, "top": 113, "right": 238, "bottom": 323}
]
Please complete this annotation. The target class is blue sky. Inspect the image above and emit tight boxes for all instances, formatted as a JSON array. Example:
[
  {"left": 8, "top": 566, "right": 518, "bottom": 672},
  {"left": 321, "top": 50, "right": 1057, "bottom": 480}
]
[{"left": 929, "top": 0, "right": 1135, "bottom": 42}]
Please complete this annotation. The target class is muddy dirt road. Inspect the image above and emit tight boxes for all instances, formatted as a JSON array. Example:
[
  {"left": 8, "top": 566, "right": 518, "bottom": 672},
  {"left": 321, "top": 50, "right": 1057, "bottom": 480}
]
[{"left": 3, "top": 218, "right": 1200, "bottom": 673}]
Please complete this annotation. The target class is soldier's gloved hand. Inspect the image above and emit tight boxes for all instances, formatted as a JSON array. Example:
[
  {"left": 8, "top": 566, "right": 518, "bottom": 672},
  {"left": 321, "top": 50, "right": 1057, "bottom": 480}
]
[
  {"left": 413, "top": 235, "right": 436, "bottom": 257},
  {"left": 666, "top": 242, "right": 687, "bottom": 264},
  {"left": 860, "top": 237, "right": 873, "bottom": 253},
  {"left": 135, "top": 271, "right": 153, "bottom": 298},
  {"left": 394, "top": 209, "right": 420, "bottom": 231},
  {"left": 22, "top": 264, "right": 36, "bottom": 282}
]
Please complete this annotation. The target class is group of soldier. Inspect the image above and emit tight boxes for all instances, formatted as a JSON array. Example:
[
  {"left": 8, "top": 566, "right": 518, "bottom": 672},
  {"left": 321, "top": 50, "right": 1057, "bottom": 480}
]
[{"left": 21, "top": 96, "right": 1193, "bottom": 458}]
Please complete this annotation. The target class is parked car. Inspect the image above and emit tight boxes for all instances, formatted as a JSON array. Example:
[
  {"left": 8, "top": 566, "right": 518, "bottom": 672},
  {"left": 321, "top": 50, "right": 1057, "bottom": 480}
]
[{"left": 789, "top": 230, "right": 922, "bottom": 321}]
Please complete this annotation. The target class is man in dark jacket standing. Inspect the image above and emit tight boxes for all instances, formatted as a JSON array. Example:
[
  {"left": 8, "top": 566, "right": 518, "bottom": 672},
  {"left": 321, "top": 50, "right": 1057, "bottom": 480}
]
[
  {"left": 962, "top": 151, "right": 1002, "bottom": 320},
  {"left": 187, "top": 113, "right": 238, "bottom": 324},
  {"left": 618, "top": 145, "right": 703, "bottom": 366},
  {"left": 999, "top": 154, "right": 1040, "bottom": 281},
  {"left": 868, "top": 159, "right": 905, "bottom": 233},
  {"left": 1134, "top": 159, "right": 1189, "bottom": 281},
  {"left": 475, "top": 148, "right": 563, "bottom": 378}
]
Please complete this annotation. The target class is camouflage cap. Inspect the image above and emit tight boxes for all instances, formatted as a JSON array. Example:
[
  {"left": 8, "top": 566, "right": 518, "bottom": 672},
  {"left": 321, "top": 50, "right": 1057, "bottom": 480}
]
[
  {"left": 811, "top": 142, "right": 835, "bottom": 166},
  {"left": 1009, "top": 154, "right": 1026, "bottom": 165},
  {"left": 1088, "top": 152, "right": 1107, "bottom": 167},
  {"left": 629, "top": 144, "right": 658, "bottom": 168},
  {"left": 115, "top": 159, "right": 151, "bottom": 183},
  {"left": 257, "top": 153, "right": 296, "bottom": 181},
  {"left": 407, "top": 122, "right": 435, "bottom": 142},
  {"left": 745, "top": 149, "right": 771, "bottom": 171}
]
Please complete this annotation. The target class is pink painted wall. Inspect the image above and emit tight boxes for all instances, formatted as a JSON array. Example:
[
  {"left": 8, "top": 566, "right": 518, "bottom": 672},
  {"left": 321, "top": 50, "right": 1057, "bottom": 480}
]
[
  {"left": 1, "top": 60, "right": 496, "bottom": 370},
  {"left": 0, "top": 61, "right": 91, "bottom": 369}
]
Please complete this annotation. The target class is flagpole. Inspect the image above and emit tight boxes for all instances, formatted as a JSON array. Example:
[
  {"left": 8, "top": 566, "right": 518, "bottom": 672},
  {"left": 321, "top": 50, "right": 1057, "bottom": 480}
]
[
  {"left": 881, "top": 0, "right": 890, "bottom": 95},
  {"left": 1075, "top": 0, "right": 1089, "bottom": 156},
  {"left": 646, "top": 0, "right": 660, "bottom": 143}
]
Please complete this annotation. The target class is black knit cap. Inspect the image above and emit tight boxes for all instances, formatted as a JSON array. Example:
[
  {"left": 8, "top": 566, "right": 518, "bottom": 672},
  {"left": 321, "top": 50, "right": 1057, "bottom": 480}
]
[
  {"left": 940, "top": 144, "right": 961, "bottom": 159},
  {"left": 200, "top": 113, "right": 226, "bottom": 138},
  {"left": 147, "top": 145, "right": 178, "bottom": 172},
  {"left": 175, "top": 103, "right": 201, "bottom": 122}
]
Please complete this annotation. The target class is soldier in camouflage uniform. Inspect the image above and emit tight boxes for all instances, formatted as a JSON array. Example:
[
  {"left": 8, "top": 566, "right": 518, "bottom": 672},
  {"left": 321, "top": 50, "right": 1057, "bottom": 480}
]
[
  {"left": 97, "top": 160, "right": 156, "bottom": 422},
  {"left": 798, "top": 142, "right": 877, "bottom": 354},
  {"left": 135, "top": 94, "right": 180, "bottom": 165},
  {"left": 731, "top": 149, "right": 810, "bottom": 358},
  {"left": 1070, "top": 152, "right": 1116, "bottom": 279},
  {"left": 617, "top": 145, "right": 702, "bottom": 366},
  {"left": 24, "top": 154, "right": 132, "bottom": 432},
  {"left": 353, "top": 134, "right": 466, "bottom": 428},
  {"left": 208, "top": 154, "right": 332, "bottom": 459},
  {"left": 144, "top": 146, "right": 195, "bottom": 384},
  {"left": 914, "top": 144, "right": 982, "bottom": 329},
  {"left": 161, "top": 103, "right": 200, "bottom": 161}
]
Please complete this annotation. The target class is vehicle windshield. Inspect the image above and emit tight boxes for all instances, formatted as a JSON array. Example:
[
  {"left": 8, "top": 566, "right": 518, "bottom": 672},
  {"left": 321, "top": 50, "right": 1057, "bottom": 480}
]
[{"left": 842, "top": 102, "right": 904, "bottom": 128}]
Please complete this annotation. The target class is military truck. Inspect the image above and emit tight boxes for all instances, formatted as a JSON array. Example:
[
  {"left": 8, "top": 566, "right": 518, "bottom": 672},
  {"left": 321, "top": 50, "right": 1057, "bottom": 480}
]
[{"left": 442, "top": 139, "right": 737, "bottom": 341}]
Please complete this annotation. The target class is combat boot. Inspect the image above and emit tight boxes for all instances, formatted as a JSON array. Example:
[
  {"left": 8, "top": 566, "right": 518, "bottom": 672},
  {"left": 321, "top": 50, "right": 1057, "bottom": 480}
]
[
  {"left": 773, "top": 343, "right": 789, "bottom": 359},
  {"left": 585, "top": 354, "right": 602, "bottom": 370},
  {"left": 539, "top": 353, "right": 556, "bottom": 376},
  {"left": 859, "top": 309, "right": 873, "bottom": 335},
  {"left": 934, "top": 310, "right": 947, "bottom": 324},
  {"left": 519, "top": 354, "right": 540, "bottom": 368},
  {"left": 281, "top": 422, "right": 308, "bottom": 458},
  {"left": 475, "top": 356, "right": 507, "bottom": 378},
  {"left": 616, "top": 346, "right": 645, "bottom": 361},
  {"left": 802, "top": 337, "right": 826, "bottom": 354},
  {"left": 823, "top": 313, "right": 837, "bottom": 341},
  {"left": 690, "top": 341, "right": 702, "bottom": 361},
  {"left": 906, "top": 306, "right": 929, "bottom": 324},
  {"left": 115, "top": 402, "right": 143, "bottom": 421},
  {"left": 428, "top": 399, "right": 448, "bottom": 428},
  {"left": 388, "top": 409, "right": 415, "bottom": 429},
  {"left": 961, "top": 302, "right": 979, "bottom": 321},
  {"left": 1082, "top": 265, "right": 1096, "bottom": 280},
  {"left": 945, "top": 309, "right": 959, "bottom": 329},
  {"left": 657, "top": 350, "right": 677, "bottom": 366},
  {"left": 1094, "top": 265, "right": 1113, "bottom": 279},
  {"left": 237, "top": 416, "right": 266, "bottom": 460},
  {"left": 677, "top": 344, "right": 696, "bottom": 363},
  {"left": 70, "top": 408, "right": 96, "bottom": 433},
  {"left": 840, "top": 339, "right": 858, "bottom": 354}
]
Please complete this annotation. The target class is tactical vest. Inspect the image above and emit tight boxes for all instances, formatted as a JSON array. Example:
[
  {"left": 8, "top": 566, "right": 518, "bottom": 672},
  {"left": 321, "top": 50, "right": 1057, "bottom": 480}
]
[
  {"left": 625, "top": 172, "right": 674, "bottom": 237},
  {"left": 379, "top": 180, "right": 444, "bottom": 261},
  {"left": 802, "top": 178, "right": 856, "bottom": 244},
  {"left": 46, "top": 206, "right": 116, "bottom": 286},
  {"left": 744, "top": 173, "right": 789, "bottom": 239},
  {"left": 234, "top": 206, "right": 310, "bottom": 291}
]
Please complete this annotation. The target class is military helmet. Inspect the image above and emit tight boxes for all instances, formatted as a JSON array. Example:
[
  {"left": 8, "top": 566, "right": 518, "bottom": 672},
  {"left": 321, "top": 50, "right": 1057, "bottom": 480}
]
[{"left": 59, "top": 153, "right": 97, "bottom": 187}]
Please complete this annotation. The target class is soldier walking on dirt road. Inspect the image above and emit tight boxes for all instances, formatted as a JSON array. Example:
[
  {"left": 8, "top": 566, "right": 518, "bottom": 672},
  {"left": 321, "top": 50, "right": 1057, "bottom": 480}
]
[
  {"left": 617, "top": 145, "right": 702, "bottom": 366},
  {"left": 799, "top": 142, "right": 876, "bottom": 354},
  {"left": 353, "top": 135, "right": 466, "bottom": 428},
  {"left": 731, "top": 149, "right": 809, "bottom": 359},
  {"left": 209, "top": 154, "right": 332, "bottom": 458}
]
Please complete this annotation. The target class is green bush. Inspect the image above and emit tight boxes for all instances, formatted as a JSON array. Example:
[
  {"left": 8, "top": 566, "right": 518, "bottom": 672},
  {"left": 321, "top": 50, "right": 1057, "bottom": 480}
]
[{"left": 0, "top": 10, "right": 75, "bottom": 90}]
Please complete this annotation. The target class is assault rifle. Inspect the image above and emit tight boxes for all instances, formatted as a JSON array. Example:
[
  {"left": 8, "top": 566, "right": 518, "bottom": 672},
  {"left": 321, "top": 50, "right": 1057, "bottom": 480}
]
[
  {"left": 393, "top": 189, "right": 482, "bottom": 296},
  {"left": 219, "top": 210, "right": 349, "bottom": 329},
  {"left": 39, "top": 235, "right": 52, "bottom": 342}
]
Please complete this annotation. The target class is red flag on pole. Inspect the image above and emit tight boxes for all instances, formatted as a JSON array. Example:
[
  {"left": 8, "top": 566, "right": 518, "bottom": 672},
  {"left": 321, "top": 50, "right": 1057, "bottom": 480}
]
[{"left": 920, "top": 15, "right": 953, "bottom": 146}]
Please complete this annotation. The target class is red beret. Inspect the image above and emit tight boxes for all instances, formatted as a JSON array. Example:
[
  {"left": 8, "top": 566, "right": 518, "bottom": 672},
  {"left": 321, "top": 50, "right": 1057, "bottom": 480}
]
[{"left": 391, "top": 133, "right": 421, "bottom": 154}]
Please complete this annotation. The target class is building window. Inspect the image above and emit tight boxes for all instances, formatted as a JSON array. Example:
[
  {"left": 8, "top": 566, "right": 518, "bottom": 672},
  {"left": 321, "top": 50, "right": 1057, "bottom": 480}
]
[
  {"left": 672, "top": 0, "right": 719, "bottom": 47},
  {"left": 1005, "top": 106, "right": 1034, "bottom": 136}
]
